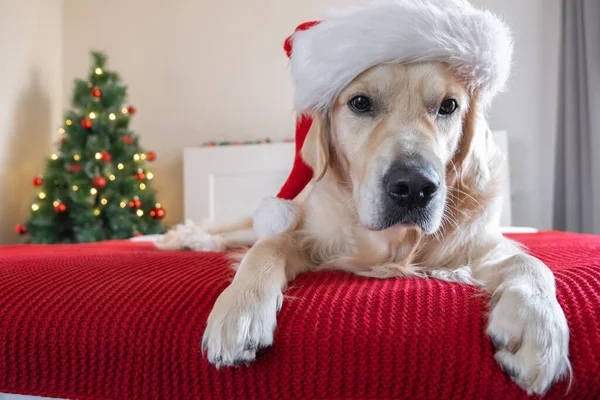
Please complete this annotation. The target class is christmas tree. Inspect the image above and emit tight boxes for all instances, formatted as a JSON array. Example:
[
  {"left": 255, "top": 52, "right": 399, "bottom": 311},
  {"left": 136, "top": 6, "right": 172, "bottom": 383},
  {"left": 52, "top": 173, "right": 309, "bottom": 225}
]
[{"left": 15, "top": 51, "right": 166, "bottom": 244}]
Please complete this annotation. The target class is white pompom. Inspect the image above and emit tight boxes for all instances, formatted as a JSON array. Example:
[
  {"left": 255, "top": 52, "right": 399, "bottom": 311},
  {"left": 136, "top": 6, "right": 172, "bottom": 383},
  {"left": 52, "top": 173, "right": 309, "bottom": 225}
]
[{"left": 253, "top": 197, "right": 301, "bottom": 239}]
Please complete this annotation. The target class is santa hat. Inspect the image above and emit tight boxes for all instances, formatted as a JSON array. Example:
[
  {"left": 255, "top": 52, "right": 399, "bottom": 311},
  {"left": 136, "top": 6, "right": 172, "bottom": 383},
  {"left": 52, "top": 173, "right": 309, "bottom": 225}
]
[{"left": 253, "top": 0, "right": 513, "bottom": 239}]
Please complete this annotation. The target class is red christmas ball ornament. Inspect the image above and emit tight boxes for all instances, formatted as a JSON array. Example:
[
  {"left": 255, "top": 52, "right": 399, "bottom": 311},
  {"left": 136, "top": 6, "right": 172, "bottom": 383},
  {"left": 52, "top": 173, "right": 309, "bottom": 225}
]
[
  {"left": 15, "top": 224, "right": 27, "bottom": 235},
  {"left": 150, "top": 207, "right": 165, "bottom": 220},
  {"left": 81, "top": 118, "right": 93, "bottom": 129},
  {"left": 146, "top": 151, "right": 156, "bottom": 161},
  {"left": 129, "top": 196, "right": 142, "bottom": 209},
  {"left": 135, "top": 169, "right": 145, "bottom": 180},
  {"left": 32, "top": 177, "right": 43, "bottom": 187},
  {"left": 127, "top": 106, "right": 136, "bottom": 114},
  {"left": 67, "top": 164, "right": 82, "bottom": 173},
  {"left": 92, "top": 176, "right": 107, "bottom": 189},
  {"left": 101, "top": 151, "right": 111, "bottom": 162},
  {"left": 54, "top": 202, "right": 67, "bottom": 213},
  {"left": 120, "top": 135, "right": 133, "bottom": 144},
  {"left": 60, "top": 137, "right": 67, "bottom": 143},
  {"left": 91, "top": 88, "right": 102, "bottom": 97}
]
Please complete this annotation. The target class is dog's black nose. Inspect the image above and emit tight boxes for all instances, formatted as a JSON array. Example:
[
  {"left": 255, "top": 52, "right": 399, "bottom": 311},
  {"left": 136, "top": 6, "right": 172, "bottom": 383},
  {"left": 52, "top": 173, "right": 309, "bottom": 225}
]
[{"left": 385, "top": 164, "right": 439, "bottom": 208}]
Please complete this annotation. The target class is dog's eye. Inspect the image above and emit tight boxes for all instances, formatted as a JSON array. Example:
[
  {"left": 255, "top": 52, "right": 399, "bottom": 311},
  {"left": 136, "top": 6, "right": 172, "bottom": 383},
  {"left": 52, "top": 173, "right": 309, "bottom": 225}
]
[
  {"left": 349, "top": 96, "right": 373, "bottom": 113},
  {"left": 438, "top": 99, "right": 458, "bottom": 116}
]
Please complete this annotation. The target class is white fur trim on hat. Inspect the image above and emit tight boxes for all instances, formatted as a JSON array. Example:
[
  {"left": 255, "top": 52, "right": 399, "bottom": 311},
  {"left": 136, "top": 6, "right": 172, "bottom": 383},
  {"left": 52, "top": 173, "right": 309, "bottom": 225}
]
[
  {"left": 253, "top": 197, "right": 301, "bottom": 239},
  {"left": 290, "top": 0, "right": 513, "bottom": 112}
]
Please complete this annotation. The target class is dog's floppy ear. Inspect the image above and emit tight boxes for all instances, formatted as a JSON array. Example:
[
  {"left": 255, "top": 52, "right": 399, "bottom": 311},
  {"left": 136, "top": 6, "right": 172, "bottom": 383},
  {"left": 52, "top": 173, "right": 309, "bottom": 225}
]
[
  {"left": 451, "top": 89, "right": 494, "bottom": 191},
  {"left": 453, "top": 89, "right": 480, "bottom": 168},
  {"left": 301, "top": 112, "right": 330, "bottom": 182}
]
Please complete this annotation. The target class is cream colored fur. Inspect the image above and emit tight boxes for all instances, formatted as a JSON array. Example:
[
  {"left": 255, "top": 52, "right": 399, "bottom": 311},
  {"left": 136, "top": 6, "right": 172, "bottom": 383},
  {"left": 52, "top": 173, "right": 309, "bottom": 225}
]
[{"left": 192, "top": 63, "right": 570, "bottom": 396}]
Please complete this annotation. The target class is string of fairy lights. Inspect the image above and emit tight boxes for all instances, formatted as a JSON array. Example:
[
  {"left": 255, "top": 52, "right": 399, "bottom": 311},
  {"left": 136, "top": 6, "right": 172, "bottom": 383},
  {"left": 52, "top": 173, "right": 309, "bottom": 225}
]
[
  {"left": 29, "top": 148, "right": 161, "bottom": 213},
  {"left": 27, "top": 147, "right": 163, "bottom": 225}
]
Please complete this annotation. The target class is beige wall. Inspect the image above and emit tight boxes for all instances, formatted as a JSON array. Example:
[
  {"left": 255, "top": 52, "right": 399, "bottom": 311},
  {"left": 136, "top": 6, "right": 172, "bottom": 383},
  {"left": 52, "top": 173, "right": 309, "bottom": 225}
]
[
  {"left": 0, "top": 0, "right": 63, "bottom": 244},
  {"left": 61, "top": 0, "right": 562, "bottom": 229}
]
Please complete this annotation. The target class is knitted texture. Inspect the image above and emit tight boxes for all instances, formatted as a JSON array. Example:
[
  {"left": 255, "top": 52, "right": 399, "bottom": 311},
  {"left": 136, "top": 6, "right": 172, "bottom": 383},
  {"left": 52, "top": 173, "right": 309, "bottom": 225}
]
[{"left": 0, "top": 231, "right": 598, "bottom": 399}]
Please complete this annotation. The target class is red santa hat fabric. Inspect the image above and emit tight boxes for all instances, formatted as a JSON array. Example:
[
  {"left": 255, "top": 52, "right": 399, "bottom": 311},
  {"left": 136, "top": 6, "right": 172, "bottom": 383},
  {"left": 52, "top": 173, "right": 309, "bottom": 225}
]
[{"left": 276, "top": 21, "right": 320, "bottom": 201}]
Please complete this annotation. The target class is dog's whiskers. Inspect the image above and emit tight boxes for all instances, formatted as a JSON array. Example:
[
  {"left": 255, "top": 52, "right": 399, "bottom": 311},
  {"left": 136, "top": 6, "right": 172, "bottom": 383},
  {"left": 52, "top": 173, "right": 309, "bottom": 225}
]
[{"left": 447, "top": 186, "right": 484, "bottom": 211}]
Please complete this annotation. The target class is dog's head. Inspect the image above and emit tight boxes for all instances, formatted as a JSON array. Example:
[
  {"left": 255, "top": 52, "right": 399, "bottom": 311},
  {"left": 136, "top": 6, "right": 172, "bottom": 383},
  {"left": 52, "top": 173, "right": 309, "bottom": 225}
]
[{"left": 302, "top": 62, "right": 481, "bottom": 234}]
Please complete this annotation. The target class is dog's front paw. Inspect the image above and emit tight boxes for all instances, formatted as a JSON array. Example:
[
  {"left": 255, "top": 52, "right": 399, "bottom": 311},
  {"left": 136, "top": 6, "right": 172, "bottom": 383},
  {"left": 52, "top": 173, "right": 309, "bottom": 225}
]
[
  {"left": 202, "top": 282, "right": 283, "bottom": 367},
  {"left": 487, "top": 285, "right": 571, "bottom": 395}
]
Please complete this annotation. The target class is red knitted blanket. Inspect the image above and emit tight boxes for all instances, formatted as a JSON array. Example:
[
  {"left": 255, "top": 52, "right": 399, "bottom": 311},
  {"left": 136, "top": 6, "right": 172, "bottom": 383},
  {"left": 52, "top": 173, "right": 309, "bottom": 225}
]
[{"left": 0, "top": 231, "right": 598, "bottom": 399}]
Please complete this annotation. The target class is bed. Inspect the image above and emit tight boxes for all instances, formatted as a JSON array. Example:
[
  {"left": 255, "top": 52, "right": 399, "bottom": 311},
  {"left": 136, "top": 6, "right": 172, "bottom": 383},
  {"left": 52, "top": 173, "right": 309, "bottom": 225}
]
[
  {"left": 0, "top": 232, "right": 599, "bottom": 399},
  {"left": 1, "top": 135, "right": 599, "bottom": 399}
]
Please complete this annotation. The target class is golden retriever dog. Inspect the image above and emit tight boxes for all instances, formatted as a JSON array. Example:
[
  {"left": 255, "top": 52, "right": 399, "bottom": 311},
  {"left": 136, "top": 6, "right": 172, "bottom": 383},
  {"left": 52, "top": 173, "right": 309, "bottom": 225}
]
[{"left": 193, "top": 61, "right": 571, "bottom": 396}]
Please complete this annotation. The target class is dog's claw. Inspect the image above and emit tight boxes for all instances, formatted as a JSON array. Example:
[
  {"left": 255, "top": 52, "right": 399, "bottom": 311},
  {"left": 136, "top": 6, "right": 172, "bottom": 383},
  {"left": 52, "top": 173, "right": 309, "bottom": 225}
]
[
  {"left": 491, "top": 335, "right": 506, "bottom": 350},
  {"left": 500, "top": 362, "right": 519, "bottom": 378},
  {"left": 244, "top": 341, "right": 258, "bottom": 351}
]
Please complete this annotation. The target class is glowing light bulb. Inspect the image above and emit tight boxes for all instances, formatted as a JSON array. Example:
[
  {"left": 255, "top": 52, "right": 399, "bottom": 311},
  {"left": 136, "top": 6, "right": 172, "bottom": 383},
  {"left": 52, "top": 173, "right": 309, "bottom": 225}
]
[
  {"left": 73, "top": 154, "right": 80, "bottom": 161},
  {"left": 146, "top": 172, "right": 154, "bottom": 180},
  {"left": 31, "top": 204, "right": 40, "bottom": 211},
  {"left": 121, "top": 107, "right": 129, "bottom": 114},
  {"left": 72, "top": 185, "right": 79, "bottom": 191},
  {"left": 38, "top": 192, "right": 46, "bottom": 199},
  {"left": 117, "top": 163, "right": 124, "bottom": 170},
  {"left": 90, "top": 188, "right": 98, "bottom": 195},
  {"left": 94, "top": 152, "right": 102, "bottom": 160},
  {"left": 140, "top": 153, "right": 147, "bottom": 160},
  {"left": 95, "top": 67, "right": 103, "bottom": 75},
  {"left": 136, "top": 209, "right": 144, "bottom": 217},
  {"left": 133, "top": 154, "right": 140, "bottom": 161},
  {"left": 89, "top": 112, "right": 96, "bottom": 119},
  {"left": 109, "top": 174, "right": 116, "bottom": 181},
  {"left": 53, "top": 200, "right": 60, "bottom": 208},
  {"left": 155, "top": 203, "right": 161, "bottom": 208},
  {"left": 120, "top": 201, "right": 127, "bottom": 208},
  {"left": 51, "top": 154, "right": 59, "bottom": 160},
  {"left": 139, "top": 183, "right": 146, "bottom": 190},
  {"left": 65, "top": 119, "right": 72, "bottom": 126},
  {"left": 58, "top": 128, "right": 65, "bottom": 134},
  {"left": 93, "top": 208, "right": 101, "bottom": 216},
  {"left": 109, "top": 113, "right": 116, "bottom": 120},
  {"left": 100, "top": 198, "right": 108, "bottom": 205}
]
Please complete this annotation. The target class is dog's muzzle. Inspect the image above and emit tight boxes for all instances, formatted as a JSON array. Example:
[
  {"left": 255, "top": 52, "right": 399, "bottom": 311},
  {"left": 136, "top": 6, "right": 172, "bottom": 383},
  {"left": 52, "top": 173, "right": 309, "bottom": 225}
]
[{"left": 375, "top": 158, "right": 444, "bottom": 233}]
